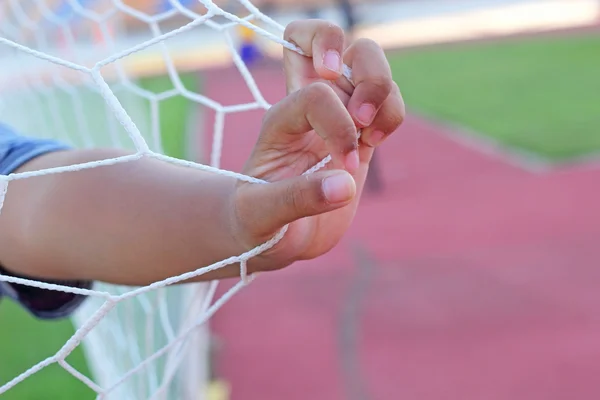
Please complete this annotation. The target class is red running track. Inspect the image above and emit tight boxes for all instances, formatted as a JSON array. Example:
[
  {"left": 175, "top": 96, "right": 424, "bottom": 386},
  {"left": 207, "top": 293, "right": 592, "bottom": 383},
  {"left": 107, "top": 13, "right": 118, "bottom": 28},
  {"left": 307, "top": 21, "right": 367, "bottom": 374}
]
[{"left": 201, "top": 64, "right": 600, "bottom": 400}]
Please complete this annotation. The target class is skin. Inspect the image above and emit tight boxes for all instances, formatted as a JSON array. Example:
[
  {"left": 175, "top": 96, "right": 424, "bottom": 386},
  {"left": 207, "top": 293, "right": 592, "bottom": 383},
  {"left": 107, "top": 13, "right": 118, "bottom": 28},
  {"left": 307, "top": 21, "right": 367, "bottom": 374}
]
[{"left": 0, "top": 20, "right": 405, "bottom": 287}]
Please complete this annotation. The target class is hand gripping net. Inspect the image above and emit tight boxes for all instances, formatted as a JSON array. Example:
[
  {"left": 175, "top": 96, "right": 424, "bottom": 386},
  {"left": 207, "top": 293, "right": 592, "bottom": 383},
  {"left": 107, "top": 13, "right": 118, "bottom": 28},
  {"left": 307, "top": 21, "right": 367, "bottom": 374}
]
[{"left": 0, "top": 1, "right": 354, "bottom": 399}]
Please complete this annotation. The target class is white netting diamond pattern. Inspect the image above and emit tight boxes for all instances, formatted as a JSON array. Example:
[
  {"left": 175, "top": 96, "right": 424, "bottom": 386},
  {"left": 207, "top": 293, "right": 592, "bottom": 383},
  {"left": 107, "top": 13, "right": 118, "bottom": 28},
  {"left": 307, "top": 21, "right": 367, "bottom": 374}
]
[{"left": 0, "top": 1, "right": 354, "bottom": 399}]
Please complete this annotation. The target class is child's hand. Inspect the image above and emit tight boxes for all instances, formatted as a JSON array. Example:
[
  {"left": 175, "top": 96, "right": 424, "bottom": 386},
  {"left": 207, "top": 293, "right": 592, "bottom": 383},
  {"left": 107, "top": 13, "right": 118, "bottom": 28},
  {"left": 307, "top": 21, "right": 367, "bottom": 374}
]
[
  {"left": 0, "top": 21, "right": 403, "bottom": 287},
  {"left": 231, "top": 20, "right": 405, "bottom": 272}
]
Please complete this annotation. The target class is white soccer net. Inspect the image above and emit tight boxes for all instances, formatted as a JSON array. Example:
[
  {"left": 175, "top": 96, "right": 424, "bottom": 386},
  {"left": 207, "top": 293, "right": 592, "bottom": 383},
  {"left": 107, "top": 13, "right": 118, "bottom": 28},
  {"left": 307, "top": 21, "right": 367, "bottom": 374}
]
[{"left": 0, "top": 1, "right": 353, "bottom": 399}]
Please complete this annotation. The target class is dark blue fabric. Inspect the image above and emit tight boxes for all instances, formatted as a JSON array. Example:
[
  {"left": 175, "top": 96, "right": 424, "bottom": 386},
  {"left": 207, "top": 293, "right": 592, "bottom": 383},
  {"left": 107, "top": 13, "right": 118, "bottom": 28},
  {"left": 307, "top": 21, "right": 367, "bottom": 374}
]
[
  {"left": 0, "top": 124, "right": 91, "bottom": 319},
  {"left": 0, "top": 124, "right": 71, "bottom": 175}
]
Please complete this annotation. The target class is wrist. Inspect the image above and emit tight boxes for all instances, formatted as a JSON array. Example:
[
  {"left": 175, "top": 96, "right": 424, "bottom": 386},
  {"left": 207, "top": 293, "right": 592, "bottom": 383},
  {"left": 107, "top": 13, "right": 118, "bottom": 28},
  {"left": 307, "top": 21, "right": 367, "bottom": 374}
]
[{"left": 227, "top": 181, "right": 295, "bottom": 275}]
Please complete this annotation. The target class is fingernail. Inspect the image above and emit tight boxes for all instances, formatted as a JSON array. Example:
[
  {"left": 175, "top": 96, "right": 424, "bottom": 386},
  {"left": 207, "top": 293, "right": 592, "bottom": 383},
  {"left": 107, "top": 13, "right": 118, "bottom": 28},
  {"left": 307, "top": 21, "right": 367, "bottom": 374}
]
[
  {"left": 368, "top": 130, "right": 385, "bottom": 147},
  {"left": 323, "top": 50, "right": 341, "bottom": 72},
  {"left": 357, "top": 104, "right": 376, "bottom": 126},
  {"left": 345, "top": 150, "right": 360, "bottom": 173},
  {"left": 323, "top": 172, "right": 356, "bottom": 204}
]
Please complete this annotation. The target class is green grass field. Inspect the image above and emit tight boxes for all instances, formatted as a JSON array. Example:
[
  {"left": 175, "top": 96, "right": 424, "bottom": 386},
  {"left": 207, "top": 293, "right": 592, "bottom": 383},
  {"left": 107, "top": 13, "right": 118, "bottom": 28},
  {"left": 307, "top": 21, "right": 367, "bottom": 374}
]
[
  {"left": 389, "top": 32, "right": 600, "bottom": 161},
  {"left": 2, "top": 31, "right": 599, "bottom": 398}
]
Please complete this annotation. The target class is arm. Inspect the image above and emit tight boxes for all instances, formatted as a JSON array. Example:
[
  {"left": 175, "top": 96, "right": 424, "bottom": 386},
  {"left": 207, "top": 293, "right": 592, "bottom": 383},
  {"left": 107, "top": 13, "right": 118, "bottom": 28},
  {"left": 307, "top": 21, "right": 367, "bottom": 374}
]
[
  {"left": 0, "top": 20, "right": 404, "bottom": 290},
  {"left": 0, "top": 148, "right": 244, "bottom": 286}
]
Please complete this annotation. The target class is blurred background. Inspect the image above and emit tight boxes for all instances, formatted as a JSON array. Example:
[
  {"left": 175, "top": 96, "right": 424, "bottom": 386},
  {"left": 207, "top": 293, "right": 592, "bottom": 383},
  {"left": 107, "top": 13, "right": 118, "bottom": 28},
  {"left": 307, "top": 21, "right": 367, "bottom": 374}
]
[{"left": 1, "top": 0, "right": 599, "bottom": 399}]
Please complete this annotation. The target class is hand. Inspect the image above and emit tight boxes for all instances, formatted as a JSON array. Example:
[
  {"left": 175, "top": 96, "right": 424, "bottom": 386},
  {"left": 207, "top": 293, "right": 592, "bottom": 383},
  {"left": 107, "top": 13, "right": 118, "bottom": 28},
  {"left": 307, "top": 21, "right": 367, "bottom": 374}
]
[
  {"left": 0, "top": 21, "right": 403, "bottom": 287},
  {"left": 230, "top": 20, "right": 405, "bottom": 273}
]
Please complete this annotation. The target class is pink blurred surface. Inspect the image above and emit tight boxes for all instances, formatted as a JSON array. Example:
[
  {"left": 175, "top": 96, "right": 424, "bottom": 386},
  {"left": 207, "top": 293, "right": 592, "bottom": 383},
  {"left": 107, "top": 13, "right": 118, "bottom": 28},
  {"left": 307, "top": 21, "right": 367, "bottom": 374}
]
[{"left": 202, "top": 65, "right": 600, "bottom": 400}]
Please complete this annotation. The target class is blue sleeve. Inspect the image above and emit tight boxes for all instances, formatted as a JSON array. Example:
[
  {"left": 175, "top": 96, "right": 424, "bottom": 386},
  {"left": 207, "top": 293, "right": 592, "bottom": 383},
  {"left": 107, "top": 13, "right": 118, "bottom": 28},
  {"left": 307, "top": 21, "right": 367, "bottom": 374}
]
[
  {"left": 0, "top": 124, "right": 92, "bottom": 320},
  {"left": 0, "top": 123, "right": 71, "bottom": 176}
]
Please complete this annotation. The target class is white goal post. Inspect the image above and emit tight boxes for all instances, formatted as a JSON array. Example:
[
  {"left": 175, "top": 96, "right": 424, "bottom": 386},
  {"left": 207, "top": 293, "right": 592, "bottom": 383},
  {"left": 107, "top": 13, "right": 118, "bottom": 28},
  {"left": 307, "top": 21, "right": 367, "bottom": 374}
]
[{"left": 0, "top": 1, "right": 354, "bottom": 399}]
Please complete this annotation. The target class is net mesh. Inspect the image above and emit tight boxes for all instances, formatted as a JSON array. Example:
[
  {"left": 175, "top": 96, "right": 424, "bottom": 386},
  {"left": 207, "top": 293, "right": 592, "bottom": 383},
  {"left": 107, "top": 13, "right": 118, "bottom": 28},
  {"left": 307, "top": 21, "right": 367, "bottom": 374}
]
[{"left": 0, "top": 0, "right": 354, "bottom": 399}]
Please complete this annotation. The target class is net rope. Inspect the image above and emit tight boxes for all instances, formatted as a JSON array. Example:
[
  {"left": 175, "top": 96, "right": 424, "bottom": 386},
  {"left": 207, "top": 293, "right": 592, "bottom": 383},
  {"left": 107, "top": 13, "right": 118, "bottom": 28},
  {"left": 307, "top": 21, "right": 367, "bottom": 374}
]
[{"left": 0, "top": 0, "right": 356, "bottom": 398}]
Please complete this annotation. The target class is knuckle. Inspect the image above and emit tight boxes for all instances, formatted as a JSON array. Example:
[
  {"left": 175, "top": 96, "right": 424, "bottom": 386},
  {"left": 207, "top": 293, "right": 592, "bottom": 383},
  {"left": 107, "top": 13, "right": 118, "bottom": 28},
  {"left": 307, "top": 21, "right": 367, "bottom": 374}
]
[
  {"left": 340, "top": 126, "right": 360, "bottom": 152},
  {"left": 303, "top": 82, "right": 336, "bottom": 106},
  {"left": 283, "top": 21, "right": 302, "bottom": 41},
  {"left": 397, "top": 103, "right": 406, "bottom": 125},
  {"left": 380, "top": 104, "right": 405, "bottom": 133},
  {"left": 321, "top": 23, "right": 345, "bottom": 43},
  {"left": 386, "top": 111, "right": 405, "bottom": 132},
  {"left": 355, "top": 38, "right": 382, "bottom": 53},
  {"left": 369, "top": 76, "right": 394, "bottom": 96},
  {"left": 392, "top": 84, "right": 406, "bottom": 124},
  {"left": 307, "top": 81, "right": 334, "bottom": 96}
]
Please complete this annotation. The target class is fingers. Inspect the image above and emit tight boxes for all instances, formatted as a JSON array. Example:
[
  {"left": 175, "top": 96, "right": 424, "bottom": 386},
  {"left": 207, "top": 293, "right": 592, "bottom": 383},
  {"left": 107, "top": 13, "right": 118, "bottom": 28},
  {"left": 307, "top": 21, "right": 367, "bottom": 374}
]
[
  {"left": 236, "top": 170, "right": 356, "bottom": 239},
  {"left": 360, "top": 81, "right": 406, "bottom": 147},
  {"left": 284, "top": 20, "right": 346, "bottom": 85},
  {"left": 282, "top": 20, "right": 405, "bottom": 148},
  {"left": 341, "top": 38, "right": 396, "bottom": 128},
  {"left": 260, "top": 82, "right": 359, "bottom": 172}
]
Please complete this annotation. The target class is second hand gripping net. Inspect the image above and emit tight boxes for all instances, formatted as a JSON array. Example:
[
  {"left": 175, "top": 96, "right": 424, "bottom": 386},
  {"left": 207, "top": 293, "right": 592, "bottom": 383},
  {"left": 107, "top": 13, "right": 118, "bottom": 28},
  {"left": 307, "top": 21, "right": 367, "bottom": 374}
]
[{"left": 0, "top": 0, "right": 355, "bottom": 399}]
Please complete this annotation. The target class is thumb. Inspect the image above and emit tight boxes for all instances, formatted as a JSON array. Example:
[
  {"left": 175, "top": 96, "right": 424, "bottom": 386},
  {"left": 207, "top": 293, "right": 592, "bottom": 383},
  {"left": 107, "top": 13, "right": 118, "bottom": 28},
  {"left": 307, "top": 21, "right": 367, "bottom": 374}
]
[{"left": 235, "top": 170, "right": 356, "bottom": 238}]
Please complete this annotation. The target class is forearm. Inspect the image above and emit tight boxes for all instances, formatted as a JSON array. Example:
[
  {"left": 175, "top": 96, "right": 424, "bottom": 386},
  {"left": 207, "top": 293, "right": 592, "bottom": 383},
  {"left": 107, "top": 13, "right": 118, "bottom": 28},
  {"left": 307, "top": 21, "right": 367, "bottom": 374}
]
[{"left": 0, "top": 149, "right": 245, "bottom": 286}]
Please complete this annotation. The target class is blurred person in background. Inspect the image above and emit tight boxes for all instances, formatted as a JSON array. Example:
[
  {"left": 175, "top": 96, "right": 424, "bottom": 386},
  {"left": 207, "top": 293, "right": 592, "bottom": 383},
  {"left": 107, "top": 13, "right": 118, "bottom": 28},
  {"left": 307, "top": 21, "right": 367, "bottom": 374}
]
[
  {"left": 339, "top": 0, "right": 357, "bottom": 36},
  {"left": 237, "top": 22, "right": 264, "bottom": 66}
]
